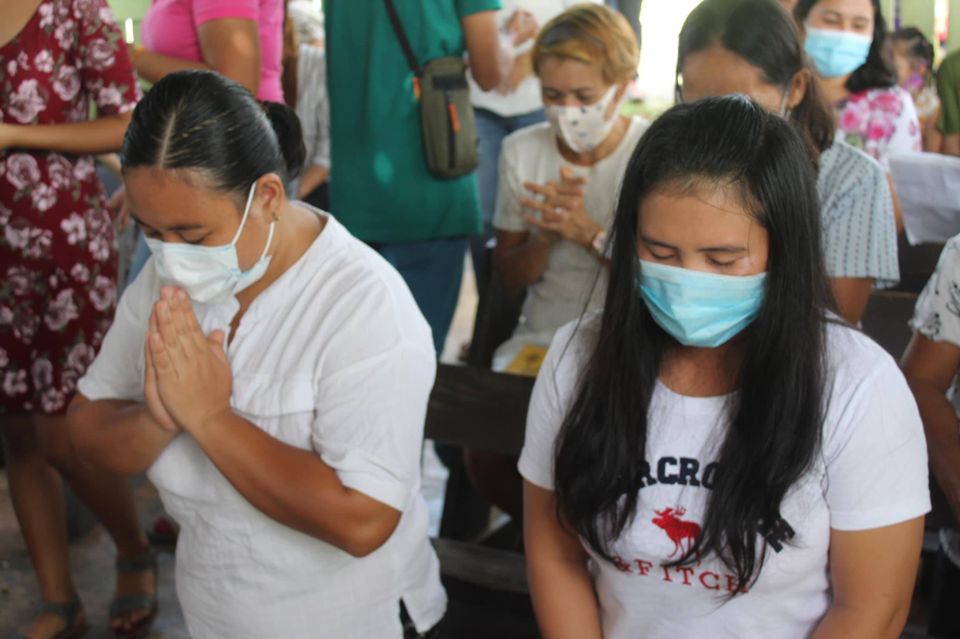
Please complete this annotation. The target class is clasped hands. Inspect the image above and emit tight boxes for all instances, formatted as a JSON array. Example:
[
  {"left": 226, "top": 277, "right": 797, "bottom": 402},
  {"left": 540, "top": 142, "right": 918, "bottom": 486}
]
[
  {"left": 143, "top": 287, "right": 233, "bottom": 435},
  {"left": 520, "top": 166, "right": 602, "bottom": 249}
]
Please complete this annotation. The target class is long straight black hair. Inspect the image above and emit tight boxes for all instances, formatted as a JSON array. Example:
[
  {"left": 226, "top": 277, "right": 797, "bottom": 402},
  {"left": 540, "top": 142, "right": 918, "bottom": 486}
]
[
  {"left": 553, "top": 95, "right": 832, "bottom": 594},
  {"left": 794, "top": 0, "right": 897, "bottom": 93},
  {"left": 678, "top": 0, "right": 835, "bottom": 158}
]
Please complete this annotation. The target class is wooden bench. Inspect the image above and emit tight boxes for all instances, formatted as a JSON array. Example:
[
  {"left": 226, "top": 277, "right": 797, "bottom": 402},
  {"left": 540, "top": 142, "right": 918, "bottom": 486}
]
[{"left": 425, "top": 363, "right": 533, "bottom": 593}]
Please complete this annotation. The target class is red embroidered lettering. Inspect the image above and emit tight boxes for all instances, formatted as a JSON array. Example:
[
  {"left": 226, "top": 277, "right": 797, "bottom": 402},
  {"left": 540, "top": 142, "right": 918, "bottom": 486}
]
[
  {"left": 634, "top": 559, "right": 653, "bottom": 576},
  {"left": 612, "top": 555, "right": 632, "bottom": 573},
  {"left": 699, "top": 571, "right": 721, "bottom": 591}
]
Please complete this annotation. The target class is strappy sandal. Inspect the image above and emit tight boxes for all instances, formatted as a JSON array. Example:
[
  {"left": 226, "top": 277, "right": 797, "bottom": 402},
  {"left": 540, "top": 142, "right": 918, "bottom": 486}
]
[
  {"left": 109, "top": 551, "right": 158, "bottom": 639},
  {"left": 7, "top": 598, "right": 90, "bottom": 639}
]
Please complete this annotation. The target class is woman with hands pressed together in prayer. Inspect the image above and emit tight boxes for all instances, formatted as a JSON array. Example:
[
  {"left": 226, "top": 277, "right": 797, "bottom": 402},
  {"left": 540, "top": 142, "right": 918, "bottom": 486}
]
[
  {"left": 67, "top": 71, "right": 446, "bottom": 639},
  {"left": 492, "top": 3, "right": 645, "bottom": 369}
]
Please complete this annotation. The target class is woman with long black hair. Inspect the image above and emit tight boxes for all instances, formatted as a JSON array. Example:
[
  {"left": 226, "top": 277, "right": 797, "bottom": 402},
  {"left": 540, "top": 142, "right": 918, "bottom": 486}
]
[{"left": 520, "top": 96, "right": 929, "bottom": 637}]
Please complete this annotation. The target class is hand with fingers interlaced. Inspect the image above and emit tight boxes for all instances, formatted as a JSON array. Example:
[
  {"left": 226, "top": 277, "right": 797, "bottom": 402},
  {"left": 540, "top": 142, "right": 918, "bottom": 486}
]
[
  {"left": 144, "top": 286, "right": 234, "bottom": 434},
  {"left": 519, "top": 166, "right": 604, "bottom": 250}
]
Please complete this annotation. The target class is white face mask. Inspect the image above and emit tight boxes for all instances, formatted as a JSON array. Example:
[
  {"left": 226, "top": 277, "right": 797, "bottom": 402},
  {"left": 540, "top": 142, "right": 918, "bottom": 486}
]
[
  {"left": 144, "top": 182, "right": 275, "bottom": 304},
  {"left": 545, "top": 84, "right": 623, "bottom": 153}
]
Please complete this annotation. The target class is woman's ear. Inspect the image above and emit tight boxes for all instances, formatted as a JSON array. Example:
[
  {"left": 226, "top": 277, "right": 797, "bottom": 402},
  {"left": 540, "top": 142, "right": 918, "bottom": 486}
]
[
  {"left": 788, "top": 68, "right": 810, "bottom": 109},
  {"left": 255, "top": 173, "right": 286, "bottom": 222}
]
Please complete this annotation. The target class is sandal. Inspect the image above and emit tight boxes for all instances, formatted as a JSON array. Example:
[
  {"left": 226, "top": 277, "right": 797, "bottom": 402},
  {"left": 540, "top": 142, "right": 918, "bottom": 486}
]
[
  {"left": 109, "top": 551, "right": 158, "bottom": 639},
  {"left": 7, "top": 598, "right": 90, "bottom": 639}
]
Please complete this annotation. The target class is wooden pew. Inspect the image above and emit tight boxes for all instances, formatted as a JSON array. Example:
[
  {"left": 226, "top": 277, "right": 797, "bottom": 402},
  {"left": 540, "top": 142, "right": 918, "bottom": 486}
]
[{"left": 425, "top": 363, "right": 533, "bottom": 593}]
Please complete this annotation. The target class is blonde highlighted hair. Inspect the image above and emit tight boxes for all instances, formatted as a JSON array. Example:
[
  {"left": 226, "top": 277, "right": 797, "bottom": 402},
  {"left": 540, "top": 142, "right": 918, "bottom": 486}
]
[{"left": 533, "top": 4, "right": 640, "bottom": 84}]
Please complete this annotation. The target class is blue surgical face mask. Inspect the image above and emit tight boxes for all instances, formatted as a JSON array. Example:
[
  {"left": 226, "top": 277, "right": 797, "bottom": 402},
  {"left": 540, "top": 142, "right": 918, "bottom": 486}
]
[
  {"left": 144, "top": 182, "right": 275, "bottom": 304},
  {"left": 804, "top": 26, "right": 872, "bottom": 79},
  {"left": 638, "top": 260, "right": 767, "bottom": 348}
]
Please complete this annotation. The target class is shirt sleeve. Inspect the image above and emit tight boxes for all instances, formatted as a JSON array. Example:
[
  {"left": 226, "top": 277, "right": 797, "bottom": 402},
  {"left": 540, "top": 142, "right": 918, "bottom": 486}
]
[
  {"left": 821, "top": 149, "right": 899, "bottom": 287},
  {"left": 493, "top": 135, "right": 528, "bottom": 232},
  {"left": 457, "top": 0, "right": 502, "bottom": 18},
  {"left": 910, "top": 237, "right": 960, "bottom": 344},
  {"left": 311, "top": 289, "right": 436, "bottom": 512},
  {"left": 822, "top": 347, "right": 931, "bottom": 531},
  {"left": 76, "top": 0, "right": 142, "bottom": 115},
  {"left": 518, "top": 323, "right": 584, "bottom": 490},
  {"left": 76, "top": 265, "right": 154, "bottom": 402},
  {"left": 938, "top": 56, "right": 960, "bottom": 135},
  {"left": 192, "top": 0, "right": 259, "bottom": 25}
]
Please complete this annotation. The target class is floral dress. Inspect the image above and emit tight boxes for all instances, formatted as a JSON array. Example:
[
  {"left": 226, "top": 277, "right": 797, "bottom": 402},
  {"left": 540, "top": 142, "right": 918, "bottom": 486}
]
[
  {"left": 0, "top": 0, "right": 140, "bottom": 415},
  {"left": 835, "top": 85, "right": 922, "bottom": 171}
]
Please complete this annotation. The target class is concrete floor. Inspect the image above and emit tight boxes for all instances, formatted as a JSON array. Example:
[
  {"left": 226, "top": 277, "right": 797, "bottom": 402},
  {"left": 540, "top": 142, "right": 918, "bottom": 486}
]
[{"left": 0, "top": 475, "right": 188, "bottom": 637}]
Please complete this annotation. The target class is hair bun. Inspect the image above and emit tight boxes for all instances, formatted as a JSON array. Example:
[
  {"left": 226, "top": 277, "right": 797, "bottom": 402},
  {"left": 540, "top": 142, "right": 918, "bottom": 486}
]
[{"left": 261, "top": 100, "right": 306, "bottom": 182}]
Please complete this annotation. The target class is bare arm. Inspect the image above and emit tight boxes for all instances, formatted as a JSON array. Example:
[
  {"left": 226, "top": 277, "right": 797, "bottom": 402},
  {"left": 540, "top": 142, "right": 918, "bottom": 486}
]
[
  {"left": 494, "top": 229, "right": 555, "bottom": 290},
  {"left": 810, "top": 519, "right": 924, "bottom": 638},
  {"left": 135, "top": 18, "right": 261, "bottom": 95},
  {"left": 67, "top": 395, "right": 178, "bottom": 476},
  {"left": 524, "top": 481, "right": 604, "bottom": 639},
  {"left": 190, "top": 409, "right": 402, "bottom": 557},
  {"left": 144, "top": 288, "right": 402, "bottom": 557},
  {"left": 297, "top": 165, "right": 329, "bottom": 199},
  {"left": 901, "top": 334, "right": 960, "bottom": 522},
  {"left": 829, "top": 277, "right": 873, "bottom": 325},
  {"left": 0, "top": 112, "right": 131, "bottom": 155},
  {"left": 462, "top": 10, "right": 505, "bottom": 91},
  {"left": 943, "top": 134, "right": 960, "bottom": 156},
  {"left": 886, "top": 174, "right": 904, "bottom": 235}
]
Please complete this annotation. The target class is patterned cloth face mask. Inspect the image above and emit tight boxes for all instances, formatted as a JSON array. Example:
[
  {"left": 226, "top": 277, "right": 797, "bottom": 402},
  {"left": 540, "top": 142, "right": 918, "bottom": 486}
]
[{"left": 545, "top": 84, "right": 623, "bottom": 153}]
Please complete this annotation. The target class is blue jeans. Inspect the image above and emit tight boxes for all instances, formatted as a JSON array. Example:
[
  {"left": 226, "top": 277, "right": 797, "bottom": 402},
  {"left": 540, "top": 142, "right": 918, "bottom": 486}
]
[
  {"left": 470, "top": 107, "right": 546, "bottom": 283},
  {"left": 375, "top": 237, "right": 467, "bottom": 355}
]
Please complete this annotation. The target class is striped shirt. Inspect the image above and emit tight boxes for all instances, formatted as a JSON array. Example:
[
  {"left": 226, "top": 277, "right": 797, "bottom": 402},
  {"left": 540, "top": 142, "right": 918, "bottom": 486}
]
[
  {"left": 818, "top": 140, "right": 899, "bottom": 289},
  {"left": 296, "top": 44, "right": 330, "bottom": 171}
]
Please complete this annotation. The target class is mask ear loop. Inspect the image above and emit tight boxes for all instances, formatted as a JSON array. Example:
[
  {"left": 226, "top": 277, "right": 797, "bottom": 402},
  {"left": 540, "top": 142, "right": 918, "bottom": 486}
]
[
  {"left": 256, "top": 218, "right": 277, "bottom": 263},
  {"left": 230, "top": 182, "right": 259, "bottom": 245}
]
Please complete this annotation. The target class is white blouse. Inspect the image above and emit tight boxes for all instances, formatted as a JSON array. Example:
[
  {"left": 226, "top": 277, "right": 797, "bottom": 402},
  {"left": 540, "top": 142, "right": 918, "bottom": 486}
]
[{"left": 79, "top": 212, "right": 446, "bottom": 638}]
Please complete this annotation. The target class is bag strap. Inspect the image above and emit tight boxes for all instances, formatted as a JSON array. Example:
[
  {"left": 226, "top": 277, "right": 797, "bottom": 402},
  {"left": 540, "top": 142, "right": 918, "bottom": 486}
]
[{"left": 383, "top": 0, "right": 422, "bottom": 76}]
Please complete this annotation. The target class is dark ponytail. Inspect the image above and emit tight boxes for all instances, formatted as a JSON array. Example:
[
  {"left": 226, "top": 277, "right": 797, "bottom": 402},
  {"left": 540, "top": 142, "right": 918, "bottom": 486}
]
[
  {"left": 121, "top": 70, "right": 306, "bottom": 200},
  {"left": 262, "top": 100, "right": 306, "bottom": 182},
  {"left": 678, "top": 0, "right": 835, "bottom": 158}
]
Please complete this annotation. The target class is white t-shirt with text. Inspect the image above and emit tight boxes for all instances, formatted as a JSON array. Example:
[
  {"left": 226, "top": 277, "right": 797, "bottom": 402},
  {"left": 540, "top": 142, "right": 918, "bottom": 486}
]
[{"left": 519, "top": 319, "right": 930, "bottom": 638}]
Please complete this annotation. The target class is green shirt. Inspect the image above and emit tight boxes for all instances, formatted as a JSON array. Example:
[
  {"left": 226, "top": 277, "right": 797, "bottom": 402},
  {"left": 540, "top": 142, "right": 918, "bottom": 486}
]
[
  {"left": 937, "top": 50, "right": 960, "bottom": 135},
  {"left": 325, "top": 0, "right": 500, "bottom": 243}
]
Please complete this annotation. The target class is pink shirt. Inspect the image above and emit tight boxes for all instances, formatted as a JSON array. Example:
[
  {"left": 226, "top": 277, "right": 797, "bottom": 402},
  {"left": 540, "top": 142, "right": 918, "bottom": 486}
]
[{"left": 140, "top": 0, "right": 284, "bottom": 102}]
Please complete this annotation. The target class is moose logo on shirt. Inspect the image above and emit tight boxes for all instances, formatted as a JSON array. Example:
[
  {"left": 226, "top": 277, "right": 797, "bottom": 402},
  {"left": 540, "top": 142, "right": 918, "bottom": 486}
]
[{"left": 652, "top": 506, "right": 701, "bottom": 559}]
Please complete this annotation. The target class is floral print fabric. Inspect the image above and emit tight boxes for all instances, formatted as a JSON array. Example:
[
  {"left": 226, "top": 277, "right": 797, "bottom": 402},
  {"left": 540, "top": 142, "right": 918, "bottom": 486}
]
[
  {"left": 0, "top": 0, "right": 140, "bottom": 414},
  {"left": 835, "top": 85, "right": 922, "bottom": 170}
]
